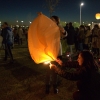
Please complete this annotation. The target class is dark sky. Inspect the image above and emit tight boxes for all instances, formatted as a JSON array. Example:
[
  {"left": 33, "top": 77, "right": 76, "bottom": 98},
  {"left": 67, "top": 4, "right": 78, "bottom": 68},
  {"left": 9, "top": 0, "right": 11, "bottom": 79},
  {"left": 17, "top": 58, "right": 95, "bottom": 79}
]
[{"left": 0, "top": 0, "right": 100, "bottom": 25}]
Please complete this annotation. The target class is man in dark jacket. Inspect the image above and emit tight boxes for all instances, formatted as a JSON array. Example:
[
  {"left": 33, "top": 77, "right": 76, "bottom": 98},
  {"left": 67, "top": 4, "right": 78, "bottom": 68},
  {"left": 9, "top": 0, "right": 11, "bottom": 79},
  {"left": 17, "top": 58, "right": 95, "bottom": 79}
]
[
  {"left": 66, "top": 22, "right": 75, "bottom": 55},
  {"left": 1, "top": 22, "right": 14, "bottom": 63}
]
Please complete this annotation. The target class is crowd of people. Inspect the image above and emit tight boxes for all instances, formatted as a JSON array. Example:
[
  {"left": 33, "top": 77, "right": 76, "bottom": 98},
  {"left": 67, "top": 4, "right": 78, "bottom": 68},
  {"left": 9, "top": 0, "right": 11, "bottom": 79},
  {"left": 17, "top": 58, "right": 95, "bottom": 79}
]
[
  {"left": 63, "top": 22, "right": 100, "bottom": 58},
  {"left": 0, "top": 22, "right": 28, "bottom": 63},
  {"left": 0, "top": 21, "right": 100, "bottom": 59},
  {"left": 13, "top": 26, "right": 28, "bottom": 45},
  {"left": 44, "top": 15, "right": 100, "bottom": 100},
  {"left": 0, "top": 18, "right": 100, "bottom": 100}
]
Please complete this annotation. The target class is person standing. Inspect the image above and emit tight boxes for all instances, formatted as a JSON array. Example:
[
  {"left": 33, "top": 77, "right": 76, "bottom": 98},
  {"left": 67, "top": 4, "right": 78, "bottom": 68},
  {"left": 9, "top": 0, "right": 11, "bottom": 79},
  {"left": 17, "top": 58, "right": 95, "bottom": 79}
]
[
  {"left": 45, "top": 15, "right": 67, "bottom": 94},
  {"left": 77, "top": 25, "right": 85, "bottom": 51},
  {"left": 92, "top": 24, "right": 100, "bottom": 57},
  {"left": 83, "top": 26, "right": 91, "bottom": 50},
  {"left": 66, "top": 22, "right": 75, "bottom": 55},
  {"left": 17, "top": 27, "right": 23, "bottom": 45},
  {"left": 1, "top": 22, "right": 14, "bottom": 63},
  {"left": 74, "top": 27, "right": 79, "bottom": 52}
]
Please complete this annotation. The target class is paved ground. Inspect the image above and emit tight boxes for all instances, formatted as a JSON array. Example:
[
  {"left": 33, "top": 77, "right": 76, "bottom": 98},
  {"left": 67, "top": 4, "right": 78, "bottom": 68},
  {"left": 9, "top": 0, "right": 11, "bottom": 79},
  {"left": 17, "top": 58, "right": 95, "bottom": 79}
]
[{"left": 0, "top": 41, "right": 76, "bottom": 100}]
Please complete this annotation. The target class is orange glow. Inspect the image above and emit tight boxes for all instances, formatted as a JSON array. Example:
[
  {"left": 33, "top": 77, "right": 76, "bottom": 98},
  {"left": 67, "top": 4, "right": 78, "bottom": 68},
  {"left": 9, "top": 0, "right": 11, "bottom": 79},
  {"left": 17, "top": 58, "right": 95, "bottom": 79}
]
[
  {"left": 28, "top": 13, "right": 60, "bottom": 64},
  {"left": 44, "top": 61, "right": 52, "bottom": 69},
  {"left": 95, "top": 13, "right": 100, "bottom": 19},
  {"left": 44, "top": 61, "right": 51, "bottom": 64}
]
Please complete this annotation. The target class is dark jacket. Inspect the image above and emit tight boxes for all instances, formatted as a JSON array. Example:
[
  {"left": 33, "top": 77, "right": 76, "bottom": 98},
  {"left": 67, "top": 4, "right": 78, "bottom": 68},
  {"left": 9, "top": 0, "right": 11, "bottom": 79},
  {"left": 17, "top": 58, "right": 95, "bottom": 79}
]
[
  {"left": 66, "top": 26, "right": 75, "bottom": 45},
  {"left": 1, "top": 27, "right": 13, "bottom": 45},
  {"left": 77, "top": 30, "right": 85, "bottom": 43},
  {"left": 55, "top": 61, "right": 100, "bottom": 100}
]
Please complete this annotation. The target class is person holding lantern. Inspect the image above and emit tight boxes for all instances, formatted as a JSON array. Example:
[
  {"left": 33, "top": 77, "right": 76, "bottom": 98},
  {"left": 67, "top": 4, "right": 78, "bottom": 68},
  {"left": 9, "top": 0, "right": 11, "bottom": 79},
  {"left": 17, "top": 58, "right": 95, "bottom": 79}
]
[
  {"left": 45, "top": 15, "right": 67, "bottom": 94},
  {"left": 50, "top": 50, "right": 100, "bottom": 100},
  {"left": 50, "top": 15, "right": 67, "bottom": 58}
]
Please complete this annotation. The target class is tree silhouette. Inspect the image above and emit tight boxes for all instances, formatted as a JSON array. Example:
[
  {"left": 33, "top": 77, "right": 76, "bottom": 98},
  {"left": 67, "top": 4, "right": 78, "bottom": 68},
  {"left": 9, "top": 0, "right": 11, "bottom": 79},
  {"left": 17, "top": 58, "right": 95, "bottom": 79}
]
[{"left": 44, "top": 0, "right": 60, "bottom": 17}]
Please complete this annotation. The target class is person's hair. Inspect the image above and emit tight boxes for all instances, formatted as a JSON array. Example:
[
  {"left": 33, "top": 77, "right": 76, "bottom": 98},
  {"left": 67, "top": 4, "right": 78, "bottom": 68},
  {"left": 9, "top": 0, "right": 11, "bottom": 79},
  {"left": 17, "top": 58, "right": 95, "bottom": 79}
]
[
  {"left": 51, "top": 15, "right": 60, "bottom": 25},
  {"left": 80, "top": 25, "right": 85, "bottom": 29},
  {"left": 79, "top": 25, "right": 85, "bottom": 33},
  {"left": 80, "top": 50, "right": 99, "bottom": 70},
  {"left": 86, "top": 26, "right": 90, "bottom": 30},
  {"left": 94, "top": 24, "right": 99, "bottom": 29},
  {"left": 69, "top": 22, "right": 72, "bottom": 26},
  {"left": 3, "top": 22, "right": 8, "bottom": 26}
]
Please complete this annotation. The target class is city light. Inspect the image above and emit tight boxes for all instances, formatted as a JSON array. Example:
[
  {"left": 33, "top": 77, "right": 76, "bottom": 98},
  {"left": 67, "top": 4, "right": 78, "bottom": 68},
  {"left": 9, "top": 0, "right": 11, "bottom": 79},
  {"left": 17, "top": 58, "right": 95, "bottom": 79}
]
[
  {"left": 0, "top": 21, "right": 1, "bottom": 27},
  {"left": 29, "top": 21, "right": 32, "bottom": 24},
  {"left": 21, "top": 21, "right": 24, "bottom": 26}
]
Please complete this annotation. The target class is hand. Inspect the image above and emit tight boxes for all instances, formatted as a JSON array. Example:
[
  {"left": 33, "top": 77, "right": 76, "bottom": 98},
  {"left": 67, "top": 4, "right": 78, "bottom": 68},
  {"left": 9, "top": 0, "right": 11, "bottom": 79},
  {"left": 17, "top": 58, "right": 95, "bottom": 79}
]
[
  {"left": 56, "top": 58, "right": 63, "bottom": 66},
  {"left": 49, "top": 63, "right": 56, "bottom": 70},
  {"left": 59, "top": 27, "right": 65, "bottom": 33}
]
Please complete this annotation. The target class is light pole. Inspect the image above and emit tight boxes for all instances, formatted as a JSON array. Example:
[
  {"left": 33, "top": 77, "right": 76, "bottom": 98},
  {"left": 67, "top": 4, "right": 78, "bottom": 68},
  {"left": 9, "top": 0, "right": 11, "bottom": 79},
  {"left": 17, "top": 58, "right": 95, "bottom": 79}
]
[{"left": 80, "top": 3, "right": 84, "bottom": 25}]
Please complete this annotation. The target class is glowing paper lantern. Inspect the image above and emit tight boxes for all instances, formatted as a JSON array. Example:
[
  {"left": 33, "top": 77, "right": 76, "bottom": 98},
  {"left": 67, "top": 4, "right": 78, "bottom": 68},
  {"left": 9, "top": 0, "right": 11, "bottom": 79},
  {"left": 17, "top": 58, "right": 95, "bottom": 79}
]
[
  {"left": 28, "top": 13, "right": 60, "bottom": 64},
  {"left": 95, "top": 13, "right": 100, "bottom": 19}
]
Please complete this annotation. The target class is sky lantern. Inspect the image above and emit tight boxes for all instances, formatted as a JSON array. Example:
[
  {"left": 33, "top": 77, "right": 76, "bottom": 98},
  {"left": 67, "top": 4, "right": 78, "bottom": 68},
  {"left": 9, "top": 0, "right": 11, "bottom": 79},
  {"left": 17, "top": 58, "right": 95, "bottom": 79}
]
[
  {"left": 95, "top": 13, "right": 100, "bottom": 20},
  {"left": 28, "top": 13, "right": 60, "bottom": 64}
]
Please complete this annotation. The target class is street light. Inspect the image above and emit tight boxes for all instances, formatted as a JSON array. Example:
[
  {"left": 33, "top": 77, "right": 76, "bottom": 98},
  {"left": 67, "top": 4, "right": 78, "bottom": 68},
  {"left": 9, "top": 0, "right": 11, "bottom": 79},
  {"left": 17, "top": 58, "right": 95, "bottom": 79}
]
[
  {"left": 16, "top": 20, "right": 18, "bottom": 23},
  {"left": 16, "top": 20, "right": 18, "bottom": 25},
  {"left": 29, "top": 21, "right": 32, "bottom": 24},
  {"left": 21, "top": 21, "right": 23, "bottom": 26},
  {"left": 80, "top": 2, "right": 84, "bottom": 25}
]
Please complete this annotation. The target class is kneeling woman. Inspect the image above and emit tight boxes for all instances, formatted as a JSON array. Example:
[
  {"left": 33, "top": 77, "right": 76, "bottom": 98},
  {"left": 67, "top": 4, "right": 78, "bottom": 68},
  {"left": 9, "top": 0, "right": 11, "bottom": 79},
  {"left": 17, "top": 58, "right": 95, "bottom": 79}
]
[{"left": 51, "top": 50, "right": 100, "bottom": 100}]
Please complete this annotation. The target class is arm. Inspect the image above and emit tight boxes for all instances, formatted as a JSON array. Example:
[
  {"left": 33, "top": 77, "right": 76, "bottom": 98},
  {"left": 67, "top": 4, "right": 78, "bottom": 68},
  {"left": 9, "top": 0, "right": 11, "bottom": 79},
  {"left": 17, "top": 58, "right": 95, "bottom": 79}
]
[
  {"left": 54, "top": 66, "right": 87, "bottom": 81},
  {"left": 56, "top": 59, "right": 79, "bottom": 68},
  {"left": 62, "top": 61, "right": 79, "bottom": 68},
  {"left": 85, "top": 30, "right": 91, "bottom": 38},
  {"left": 58, "top": 25, "right": 67, "bottom": 39}
]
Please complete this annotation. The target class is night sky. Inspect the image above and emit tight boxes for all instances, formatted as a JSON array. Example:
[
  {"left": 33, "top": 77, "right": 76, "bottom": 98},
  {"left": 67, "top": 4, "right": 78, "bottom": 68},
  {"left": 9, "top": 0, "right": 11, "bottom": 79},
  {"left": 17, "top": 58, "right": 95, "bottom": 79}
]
[{"left": 0, "top": 0, "right": 100, "bottom": 25}]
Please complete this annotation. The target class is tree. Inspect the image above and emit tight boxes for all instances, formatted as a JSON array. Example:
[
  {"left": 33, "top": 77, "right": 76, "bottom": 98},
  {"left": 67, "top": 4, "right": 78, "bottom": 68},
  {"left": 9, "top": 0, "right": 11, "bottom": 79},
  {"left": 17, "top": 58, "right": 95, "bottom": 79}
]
[{"left": 44, "top": 0, "right": 60, "bottom": 17}]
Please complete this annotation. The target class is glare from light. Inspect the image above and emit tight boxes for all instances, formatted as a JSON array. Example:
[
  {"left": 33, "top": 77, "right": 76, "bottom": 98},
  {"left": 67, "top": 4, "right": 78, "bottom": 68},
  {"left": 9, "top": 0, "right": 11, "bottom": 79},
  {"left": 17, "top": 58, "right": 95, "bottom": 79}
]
[
  {"left": 44, "top": 61, "right": 51, "bottom": 64},
  {"left": 67, "top": 55, "right": 69, "bottom": 57},
  {"left": 80, "top": 3, "right": 84, "bottom": 6}
]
